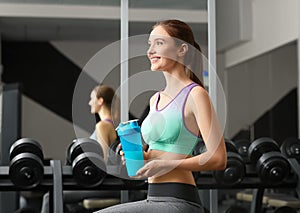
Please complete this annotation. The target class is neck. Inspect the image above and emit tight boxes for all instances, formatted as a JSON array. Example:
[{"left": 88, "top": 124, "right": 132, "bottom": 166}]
[
  {"left": 163, "top": 68, "right": 192, "bottom": 96},
  {"left": 98, "top": 106, "right": 112, "bottom": 122}
]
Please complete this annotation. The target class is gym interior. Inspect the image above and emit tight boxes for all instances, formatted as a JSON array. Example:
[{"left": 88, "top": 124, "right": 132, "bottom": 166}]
[{"left": 0, "top": 0, "right": 300, "bottom": 212}]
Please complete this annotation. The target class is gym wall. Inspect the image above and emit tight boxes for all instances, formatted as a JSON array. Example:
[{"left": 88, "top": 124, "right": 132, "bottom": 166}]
[
  {"left": 51, "top": 40, "right": 158, "bottom": 118},
  {"left": 226, "top": 42, "right": 298, "bottom": 141},
  {"left": 22, "top": 95, "right": 89, "bottom": 161},
  {"left": 1, "top": 40, "right": 164, "bottom": 161},
  {"left": 2, "top": 41, "right": 94, "bottom": 161}
]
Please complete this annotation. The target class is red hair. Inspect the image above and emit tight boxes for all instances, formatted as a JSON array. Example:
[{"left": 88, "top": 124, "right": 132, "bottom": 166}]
[{"left": 153, "top": 19, "right": 204, "bottom": 87}]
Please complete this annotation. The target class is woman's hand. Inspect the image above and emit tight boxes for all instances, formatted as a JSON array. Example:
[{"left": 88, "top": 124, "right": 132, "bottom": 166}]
[
  {"left": 118, "top": 143, "right": 149, "bottom": 165},
  {"left": 117, "top": 143, "right": 126, "bottom": 165},
  {"left": 135, "top": 159, "right": 178, "bottom": 178}
]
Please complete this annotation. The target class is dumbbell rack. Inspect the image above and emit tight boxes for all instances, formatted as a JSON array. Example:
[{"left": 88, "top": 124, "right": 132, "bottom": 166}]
[
  {"left": 247, "top": 158, "right": 300, "bottom": 213},
  {"left": 0, "top": 160, "right": 300, "bottom": 213},
  {"left": 194, "top": 165, "right": 298, "bottom": 213},
  {"left": 0, "top": 161, "right": 149, "bottom": 213}
]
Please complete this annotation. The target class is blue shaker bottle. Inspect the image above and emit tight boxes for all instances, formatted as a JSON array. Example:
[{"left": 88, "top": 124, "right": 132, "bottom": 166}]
[{"left": 116, "top": 120, "right": 145, "bottom": 176}]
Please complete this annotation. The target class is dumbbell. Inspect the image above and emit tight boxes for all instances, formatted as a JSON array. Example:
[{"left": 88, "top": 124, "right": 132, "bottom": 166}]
[
  {"left": 65, "top": 140, "right": 74, "bottom": 165},
  {"left": 67, "top": 138, "right": 107, "bottom": 187},
  {"left": 9, "top": 138, "right": 44, "bottom": 189},
  {"left": 213, "top": 139, "right": 245, "bottom": 186},
  {"left": 235, "top": 139, "right": 251, "bottom": 163},
  {"left": 248, "top": 137, "right": 290, "bottom": 184},
  {"left": 280, "top": 137, "right": 300, "bottom": 163}
]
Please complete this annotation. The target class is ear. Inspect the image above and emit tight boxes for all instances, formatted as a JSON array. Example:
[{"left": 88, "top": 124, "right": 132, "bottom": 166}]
[
  {"left": 177, "top": 43, "right": 188, "bottom": 57},
  {"left": 97, "top": 97, "right": 104, "bottom": 106}
]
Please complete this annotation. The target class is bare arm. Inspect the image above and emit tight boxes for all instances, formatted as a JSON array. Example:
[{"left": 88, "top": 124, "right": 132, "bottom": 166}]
[
  {"left": 176, "top": 87, "right": 227, "bottom": 171},
  {"left": 96, "top": 122, "right": 112, "bottom": 161}
]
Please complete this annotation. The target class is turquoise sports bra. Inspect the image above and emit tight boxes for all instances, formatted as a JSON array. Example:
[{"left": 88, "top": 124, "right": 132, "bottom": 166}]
[{"left": 141, "top": 83, "right": 200, "bottom": 155}]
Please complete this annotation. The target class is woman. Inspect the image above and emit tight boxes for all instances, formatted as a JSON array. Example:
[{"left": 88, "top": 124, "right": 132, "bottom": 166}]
[
  {"left": 89, "top": 85, "right": 118, "bottom": 161},
  {"left": 96, "top": 19, "right": 227, "bottom": 213},
  {"left": 40, "top": 85, "right": 119, "bottom": 213}
]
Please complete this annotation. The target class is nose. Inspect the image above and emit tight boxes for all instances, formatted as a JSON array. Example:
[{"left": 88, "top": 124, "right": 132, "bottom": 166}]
[{"left": 147, "top": 44, "right": 155, "bottom": 55}]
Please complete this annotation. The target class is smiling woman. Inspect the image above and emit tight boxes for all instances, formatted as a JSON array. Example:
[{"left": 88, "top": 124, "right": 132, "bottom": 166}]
[
  {"left": 147, "top": 21, "right": 204, "bottom": 87},
  {"left": 95, "top": 19, "right": 226, "bottom": 213},
  {"left": 147, "top": 34, "right": 179, "bottom": 72}
]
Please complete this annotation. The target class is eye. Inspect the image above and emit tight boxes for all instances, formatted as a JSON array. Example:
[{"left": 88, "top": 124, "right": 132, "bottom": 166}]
[{"left": 156, "top": 40, "right": 163, "bottom": 45}]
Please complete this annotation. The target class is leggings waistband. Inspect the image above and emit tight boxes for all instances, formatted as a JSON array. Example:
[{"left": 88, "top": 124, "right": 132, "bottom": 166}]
[{"left": 148, "top": 182, "right": 201, "bottom": 205}]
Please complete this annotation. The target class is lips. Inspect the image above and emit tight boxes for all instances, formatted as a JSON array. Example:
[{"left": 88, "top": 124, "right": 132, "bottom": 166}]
[{"left": 150, "top": 56, "right": 161, "bottom": 63}]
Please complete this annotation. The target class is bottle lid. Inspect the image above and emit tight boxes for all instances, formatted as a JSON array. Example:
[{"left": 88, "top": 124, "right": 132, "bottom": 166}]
[{"left": 116, "top": 119, "right": 139, "bottom": 133}]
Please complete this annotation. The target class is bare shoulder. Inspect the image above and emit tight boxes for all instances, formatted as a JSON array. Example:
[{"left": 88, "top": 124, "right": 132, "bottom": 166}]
[
  {"left": 96, "top": 121, "right": 111, "bottom": 132},
  {"left": 149, "top": 91, "right": 159, "bottom": 106},
  {"left": 96, "top": 121, "right": 116, "bottom": 141},
  {"left": 189, "top": 85, "right": 210, "bottom": 101},
  {"left": 187, "top": 85, "right": 212, "bottom": 117}
]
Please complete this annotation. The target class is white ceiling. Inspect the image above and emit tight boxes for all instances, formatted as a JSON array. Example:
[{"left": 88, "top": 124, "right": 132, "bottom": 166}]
[
  {"left": 0, "top": 0, "right": 206, "bottom": 10},
  {"left": 0, "top": 1, "right": 208, "bottom": 43}
]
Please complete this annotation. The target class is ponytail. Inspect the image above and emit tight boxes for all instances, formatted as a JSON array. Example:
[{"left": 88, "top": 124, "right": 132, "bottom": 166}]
[
  {"left": 186, "top": 69, "right": 204, "bottom": 88},
  {"left": 111, "top": 95, "right": 120, "bottom": 125},
  {"left": 186, "top": 41, "right": 204, "bottom": 88}
]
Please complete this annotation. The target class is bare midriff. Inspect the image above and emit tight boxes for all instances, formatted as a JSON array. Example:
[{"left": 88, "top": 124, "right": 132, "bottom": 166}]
[{"left": 146, "top": 149, "right": 196, "bottom": 186}]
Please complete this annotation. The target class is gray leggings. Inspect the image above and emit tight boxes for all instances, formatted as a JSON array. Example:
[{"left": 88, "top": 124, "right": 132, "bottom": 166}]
[
  {"left": 94, "top": 183, "right": 204, "bottom": 213},
  {"left": 94, "top": 196, "right": 204, "bottom": 213}
]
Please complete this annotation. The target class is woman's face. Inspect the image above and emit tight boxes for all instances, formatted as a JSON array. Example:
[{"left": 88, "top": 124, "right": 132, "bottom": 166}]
[
  {"left": 147, "top": 26, "right": 180, "bottom": 72},
  {"left": 88, "top": 90, "right": 100, "bottom": 114}
]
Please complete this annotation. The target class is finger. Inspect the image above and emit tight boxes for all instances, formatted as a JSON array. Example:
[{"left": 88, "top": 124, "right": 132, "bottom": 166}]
[
  {"left": 132, "top": 175, "right": 144, "bottom": 179},
  {"left": 136, "top": 167, "right": 146, "bottom": 176},
  {"left": 117, "top": 144, "right": 123, "bottom": 155},
  {"left": 121, "top": 156, "right": 126, "bottom": 165}
]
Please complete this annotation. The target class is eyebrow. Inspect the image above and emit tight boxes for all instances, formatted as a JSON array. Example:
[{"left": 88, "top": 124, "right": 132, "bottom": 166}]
[{"left": 148, "top": 37, "right": 166, "bottom": 43}]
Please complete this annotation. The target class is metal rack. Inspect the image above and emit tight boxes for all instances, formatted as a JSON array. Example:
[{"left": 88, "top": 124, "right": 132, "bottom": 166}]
[{"left": 0, "top": 159, "right": 299, "bottom": 213}]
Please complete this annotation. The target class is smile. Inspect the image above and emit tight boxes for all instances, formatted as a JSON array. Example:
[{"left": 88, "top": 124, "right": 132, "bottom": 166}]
[{"left": 150, "top": 56, "right": 161, "bottom": 63}]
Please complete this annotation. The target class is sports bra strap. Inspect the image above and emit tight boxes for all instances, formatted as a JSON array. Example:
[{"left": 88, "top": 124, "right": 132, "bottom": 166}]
[
  {"left": 150, "top": 83, "right": 199, "bottom": 112},
  {"left": 103, "top": 118, "right": 115, "bottom": 127},
  {"left": 173, "top": 82, "right": 198, "bottom": 106}
]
